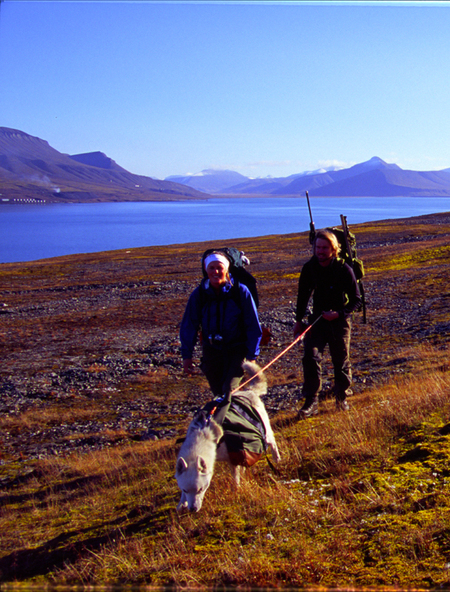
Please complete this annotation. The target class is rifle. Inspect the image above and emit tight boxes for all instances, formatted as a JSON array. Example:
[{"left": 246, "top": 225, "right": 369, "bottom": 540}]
[
  {"left": 305, "top": 191, "right": 316, "bottom": 245},
  {"left": 340, "top": 214, "right": 367, "bottom": 324},
  {"left": 339, "top": 214, "right": 353, "bottom": 262}
]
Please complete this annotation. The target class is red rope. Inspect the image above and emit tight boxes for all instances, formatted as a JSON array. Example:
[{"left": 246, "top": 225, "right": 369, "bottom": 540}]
[{"left": 230, "top": 316, "right": 321, "bottom": 395}]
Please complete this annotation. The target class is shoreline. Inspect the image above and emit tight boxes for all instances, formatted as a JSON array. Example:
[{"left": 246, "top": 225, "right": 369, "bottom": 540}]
[{"left": 2, "top": 207, "right": 450, "bottom": 266}]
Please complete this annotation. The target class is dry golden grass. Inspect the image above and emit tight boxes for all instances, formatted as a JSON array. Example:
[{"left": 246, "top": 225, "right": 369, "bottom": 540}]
[{"left": 1, "top": 360, "right": 450, "bottom": 588}]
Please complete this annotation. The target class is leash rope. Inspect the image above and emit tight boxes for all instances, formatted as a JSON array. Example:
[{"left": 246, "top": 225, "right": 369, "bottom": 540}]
[
  {"left": 229, "top": 316, "right": 322, "bottom": 396},
  {"left": 204, "top": 317, "right": 321, "bottom": 420}
]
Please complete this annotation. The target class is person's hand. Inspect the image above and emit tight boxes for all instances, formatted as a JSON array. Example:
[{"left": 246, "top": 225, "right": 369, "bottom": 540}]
[
  {"left": 322, "top": 310, "right": 339, "bottom": 321},
  {"left": 183, "top": 358, "right": 194, "bottom": 374},
  {"left": 293, "top": 321, "right": 307, "bottom": 338}
]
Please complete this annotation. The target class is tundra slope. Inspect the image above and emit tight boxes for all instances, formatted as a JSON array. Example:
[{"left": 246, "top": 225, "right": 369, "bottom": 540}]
[{"left": 0, "top": 212, "right": 449, "bottom": 462}]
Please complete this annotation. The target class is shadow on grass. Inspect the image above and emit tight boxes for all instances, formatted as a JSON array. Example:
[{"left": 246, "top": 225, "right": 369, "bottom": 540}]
[
  {"left": 0, "top": 501, "right": 173, "bottom": 581},
  {"left": 0, "top": 474, "right": 104, "bottom": 508}
]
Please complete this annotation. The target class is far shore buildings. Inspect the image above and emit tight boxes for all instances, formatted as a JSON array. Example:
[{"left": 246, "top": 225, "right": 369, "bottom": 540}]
[{"left": 1, "top": 197, "right": 46, "bottom": 204}]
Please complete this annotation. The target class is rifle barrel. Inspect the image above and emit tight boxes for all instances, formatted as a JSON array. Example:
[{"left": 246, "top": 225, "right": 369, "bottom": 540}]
[
  {"left": 306, "top": 191, "right": 313, "bottom": 220},
  {"left": 340, "top": 214, "right": 352, "bottom": 260},
  {"left": 306, "top": 191, "right": 316, "bottom": 245}
]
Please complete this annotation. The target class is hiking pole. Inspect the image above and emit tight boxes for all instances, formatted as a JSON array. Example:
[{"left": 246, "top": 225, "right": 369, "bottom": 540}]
[
  {"left": 305, "top": 191, "right": 316, "bottom": 245},
  {"left": 230, "top": 316, "right": 322, "bottom": 396}
]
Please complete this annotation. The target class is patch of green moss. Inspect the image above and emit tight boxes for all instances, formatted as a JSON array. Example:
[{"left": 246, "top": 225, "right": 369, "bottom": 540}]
[{"left": 369, "top": 245, "right": 450, "bottom": 273}]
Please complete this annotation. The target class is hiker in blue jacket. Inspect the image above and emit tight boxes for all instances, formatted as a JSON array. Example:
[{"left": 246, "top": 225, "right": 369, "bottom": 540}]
[{"left": 180, "top": 251, "right": 262, "bottom": 399}]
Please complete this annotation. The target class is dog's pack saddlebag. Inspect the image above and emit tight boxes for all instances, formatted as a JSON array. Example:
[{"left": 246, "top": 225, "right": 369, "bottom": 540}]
[{"left": 220, "top": 399, "right": 267, "bottom": 467}]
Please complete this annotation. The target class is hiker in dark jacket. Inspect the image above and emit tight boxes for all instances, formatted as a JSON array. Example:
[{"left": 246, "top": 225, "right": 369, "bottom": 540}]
[
  {"left": 180, "top": 251, "right": 262, "bottom": 399},
  {"left": 293, "top": 229, "right": 361, "bottom": 418}
]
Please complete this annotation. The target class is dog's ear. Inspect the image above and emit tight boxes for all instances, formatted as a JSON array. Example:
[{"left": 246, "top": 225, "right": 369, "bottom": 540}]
[
  {"left": 176, "top": 457, "right": 188, "bottom": 475},
  {"left": 192, "top": 410, "right": 207, "bottom": 430},
  {"left": 197, "top": 456, "right": 208, "bottom": 474},
  {"left": 209, "top": 419, "right": 224, "bottom": 443}
]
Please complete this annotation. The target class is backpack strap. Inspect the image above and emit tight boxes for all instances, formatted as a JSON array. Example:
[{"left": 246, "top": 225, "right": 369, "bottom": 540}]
[
  {"left": 196, "top": 278, "right": 242, "bottom": 314},
  {"left": 201, "top": 247, "right": 259, "bottom": 307}
]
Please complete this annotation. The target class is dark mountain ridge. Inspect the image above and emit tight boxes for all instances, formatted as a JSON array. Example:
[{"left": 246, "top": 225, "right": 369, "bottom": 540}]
[
  {"left": 0, "top": 127, "right": 207, "bottom": 203},
  {"left": 68, "top": 151, "right": 127, "bottom": 171}
]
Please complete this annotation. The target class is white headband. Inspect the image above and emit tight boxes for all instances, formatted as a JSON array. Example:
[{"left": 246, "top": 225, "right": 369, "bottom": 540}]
[{"left": 204, "top": 253, "right": 230, "bottom": 270}]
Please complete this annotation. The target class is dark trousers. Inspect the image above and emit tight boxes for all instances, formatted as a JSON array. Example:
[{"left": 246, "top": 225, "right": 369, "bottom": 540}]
[
  {"left": 301, "top": 317, "right": 352, "bottom": 402},
  {"left": 200, "top": 343, "right": 246, "bottom": 400}
]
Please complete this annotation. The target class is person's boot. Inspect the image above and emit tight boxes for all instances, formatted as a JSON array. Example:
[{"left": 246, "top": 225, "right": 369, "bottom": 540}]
[
  {"left": 336, "top": 399, "right": 349, "bottom": 411},
  {"left": 298, "top": 396, "right": 319, "bottom": 419},
  {"left": 336, "top": 388, "right": 351, "bottom": 412}
]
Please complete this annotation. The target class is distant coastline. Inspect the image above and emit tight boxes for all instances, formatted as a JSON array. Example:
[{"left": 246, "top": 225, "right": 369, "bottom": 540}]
[
  {"left": 2, "top": 128, "right": 450, "bottom": 203},
  {"left": 1, "top": 193, "right": 448, "bottom": 206},
  {"left": 1, "top": 197, "right": 449, "bottom": 264}
]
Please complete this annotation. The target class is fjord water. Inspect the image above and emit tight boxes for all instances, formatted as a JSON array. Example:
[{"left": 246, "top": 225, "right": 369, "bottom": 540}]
[{"left": 1, "top": 196, "right": 449, "bottom": 263}]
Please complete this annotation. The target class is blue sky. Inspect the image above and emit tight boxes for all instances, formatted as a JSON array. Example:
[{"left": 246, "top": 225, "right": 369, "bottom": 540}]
[{"left": 1, "top": 1, "right": 449, "bottom": 180}]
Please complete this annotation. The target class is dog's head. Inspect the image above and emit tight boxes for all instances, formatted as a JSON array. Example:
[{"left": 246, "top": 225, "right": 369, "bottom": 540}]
[
  {"left": 176, "top": 412, "right": 223, "bottom": 512},
  {"left": 176, "top": 455, "right": 214, "bottom": 512}
]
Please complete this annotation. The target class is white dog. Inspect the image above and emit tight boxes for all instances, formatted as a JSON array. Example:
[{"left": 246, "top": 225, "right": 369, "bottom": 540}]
[{"left": 175, "top": 361, "right": 280, "bottom": 512}]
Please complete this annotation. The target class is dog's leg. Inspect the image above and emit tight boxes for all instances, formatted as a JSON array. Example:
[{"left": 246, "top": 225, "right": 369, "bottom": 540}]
[
  {"left": 228, "top": 464, "right": 242, "bottom": 486},
  {"left": 254, "top": 403, "right": 281, "bottom": 463},
  {"left": 266, "top": 430, "right": 281, "bottom": 462}
]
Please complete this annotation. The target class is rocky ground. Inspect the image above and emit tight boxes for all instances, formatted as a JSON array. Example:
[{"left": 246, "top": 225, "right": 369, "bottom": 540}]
[{"left": 1, "top": 211, "right": 449, "bottom": 464}]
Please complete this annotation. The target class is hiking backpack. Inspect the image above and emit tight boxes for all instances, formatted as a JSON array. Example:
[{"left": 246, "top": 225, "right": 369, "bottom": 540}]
[
  {"left": 326, "top": 216, "right": 366, "bottom": 322},
  {"left": 201, "top": 247, "right": 259, "bottom": 308},
  {"left": 326, "top": 225, "right": 365, "bottom": 281}
]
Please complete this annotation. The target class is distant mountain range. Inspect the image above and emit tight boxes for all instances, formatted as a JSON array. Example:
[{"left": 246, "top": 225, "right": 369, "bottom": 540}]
[
  {"left": 0, "top": 127, "right": 207, "bottom": 203},
  {"left": 166, "top": 157, "right": 450, "bottom": 197},
  {"left": 2, "top": 127, "right": 450, "bottom": 203}
]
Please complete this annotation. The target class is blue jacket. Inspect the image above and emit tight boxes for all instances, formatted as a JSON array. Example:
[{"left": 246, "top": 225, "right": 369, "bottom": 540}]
[{"left": 180, "top": 277, "right": 262, "bottom": 360}]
